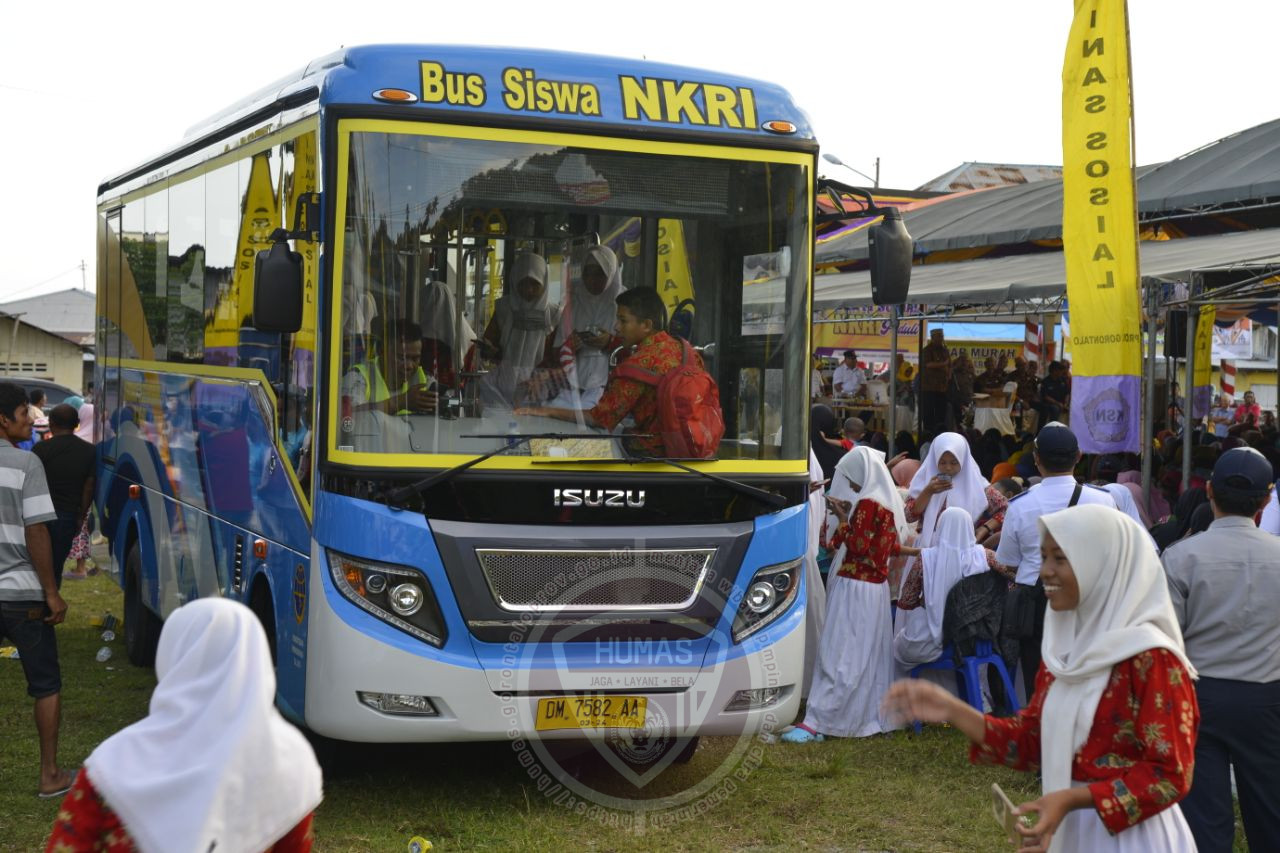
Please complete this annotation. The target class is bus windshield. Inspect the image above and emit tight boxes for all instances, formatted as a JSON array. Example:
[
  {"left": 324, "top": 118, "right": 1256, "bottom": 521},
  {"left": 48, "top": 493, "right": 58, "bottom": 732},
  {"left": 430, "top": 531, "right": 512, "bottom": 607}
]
[{"left": 332, "top": 121, "right": 810, "bottom": 465}]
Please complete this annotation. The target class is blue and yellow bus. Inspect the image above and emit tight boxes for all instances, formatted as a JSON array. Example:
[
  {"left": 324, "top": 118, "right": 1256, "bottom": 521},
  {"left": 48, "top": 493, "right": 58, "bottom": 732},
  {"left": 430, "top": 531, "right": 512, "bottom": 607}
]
[{"left": 95, "top": 45, "right": 906, "bottom": 746}]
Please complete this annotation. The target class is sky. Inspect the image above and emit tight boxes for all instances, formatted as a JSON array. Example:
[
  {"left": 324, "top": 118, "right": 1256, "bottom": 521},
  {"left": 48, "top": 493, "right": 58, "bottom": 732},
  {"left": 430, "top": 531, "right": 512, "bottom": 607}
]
[{"left": 3, "top": 0, "right": 1277, "bottom": 304}]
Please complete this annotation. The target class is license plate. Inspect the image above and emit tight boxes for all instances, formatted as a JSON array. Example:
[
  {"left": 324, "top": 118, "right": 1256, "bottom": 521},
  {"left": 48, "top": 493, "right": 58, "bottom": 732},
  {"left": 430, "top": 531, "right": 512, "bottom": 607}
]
[{"left": 535, "top": 696, "right": 647, "bottom": 731}]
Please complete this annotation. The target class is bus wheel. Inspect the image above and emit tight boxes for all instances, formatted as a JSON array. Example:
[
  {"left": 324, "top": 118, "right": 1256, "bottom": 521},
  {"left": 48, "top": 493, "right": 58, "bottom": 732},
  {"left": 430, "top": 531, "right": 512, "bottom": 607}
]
[
  {"left": 672, "top": 736, "right": 699, "bottom": 764},
  {"left": 249, "top": 578, "right": 277, "bottom": 667},
  {"left": 123, "top": 542, "right": 161, "bottom": 667}
]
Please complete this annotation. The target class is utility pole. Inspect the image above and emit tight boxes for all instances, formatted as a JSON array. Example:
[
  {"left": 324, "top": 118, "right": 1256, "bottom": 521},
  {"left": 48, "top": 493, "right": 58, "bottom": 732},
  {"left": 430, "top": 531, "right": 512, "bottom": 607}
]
[
  {"left": 3, "top": 313, "right": 25, "bottom": 377},
  {"left": 81, "top": 259, "right": 87, "bottom": 290}
]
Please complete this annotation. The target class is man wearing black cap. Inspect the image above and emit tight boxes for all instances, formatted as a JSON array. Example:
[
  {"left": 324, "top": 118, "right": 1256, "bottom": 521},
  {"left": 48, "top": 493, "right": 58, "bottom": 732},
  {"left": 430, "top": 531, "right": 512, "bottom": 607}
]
[
  {"left": 831, "top": 350, "right": 865, "bottom": 398},
  {"left": 994, "top": 422, "right": 1114, "bottom": 702},
  {"left": 1162, "top": 447, "right": 1280, "bottom": 853}
]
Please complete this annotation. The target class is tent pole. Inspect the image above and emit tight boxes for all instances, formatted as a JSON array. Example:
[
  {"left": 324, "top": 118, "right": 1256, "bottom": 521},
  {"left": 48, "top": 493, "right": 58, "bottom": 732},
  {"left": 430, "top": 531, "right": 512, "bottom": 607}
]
[
  {"left": 888, "top": 305, "right": 898, "bottom": 457},
  {"left": 1182, "top": 302, "right": 1196, "bottom": 492},
  {"left": 1141, "top": 283, "right": 1156, "bottom": 505},
  {"left": 916, "top": 318, "right": 925, "bottom": 439}
]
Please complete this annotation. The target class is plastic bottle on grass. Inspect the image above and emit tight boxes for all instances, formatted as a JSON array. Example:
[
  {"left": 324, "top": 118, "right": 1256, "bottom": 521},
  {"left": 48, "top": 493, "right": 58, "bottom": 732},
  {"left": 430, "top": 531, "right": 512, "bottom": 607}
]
[{"left": 95, "top": 646, "right": 112, "bottom": 663}]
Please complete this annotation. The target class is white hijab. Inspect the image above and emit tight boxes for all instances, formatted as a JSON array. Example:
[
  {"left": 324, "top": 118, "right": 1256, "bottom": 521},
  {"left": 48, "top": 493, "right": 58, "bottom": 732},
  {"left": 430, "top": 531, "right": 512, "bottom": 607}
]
[
  {"left": 827, "top": 446, "right": 912, "bottom": 574},
  {"left": 555, "top": 245, "right": 623, "bottom": 393},
  {"left": 85, "top": 599, "right": 322, "bottom": 853},
  {"left": 894, "top": 507, "right": 987, "bottom": 666},
  {"left": 907, "top": 432, "right": 990, "bottom": 548},
  {"left": 492, "top": 252, "right": 560, "bottom": 401},
  {"left": 419, "top": 279, "right": 476, "bottom": 371},
  {"left": 1037, "top": 505, "right": 1195, "bottom": 816},
  {"left": 922, "top": 508, "right": 988, "bottom": 639},
  {"left": 803, "top": 450, "right": 828, "bottom": 696},
  {"left": 75, "top": 402, "right": 95, "bottom": 443}
]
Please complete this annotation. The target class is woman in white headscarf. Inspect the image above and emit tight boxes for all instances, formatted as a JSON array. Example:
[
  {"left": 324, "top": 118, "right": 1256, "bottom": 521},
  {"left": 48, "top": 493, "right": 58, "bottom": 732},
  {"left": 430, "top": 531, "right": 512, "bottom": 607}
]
[
  {"left": 884, "top": 504, "right": 1199, "bottom": 852},
  {"left": 906, "top": 431, "right": 1007, "bottom": 549},
  {"left": 418, "top": 278, "right": 476, "bottom": 385},
  {"left": 480, "top": 251, "right": 561, "bottom": 406},
  {"left": 800, "top": 450, "right": 828, "bottom": 698},
  {"left": 892, "top": 506, "right": 989, "bottom": 671},
  {"left": 782, "top": 446, "right": 918, "bottom": 742},
  {"left": 545, "top": 245, "right": 623, "bottom": 409},
  {"left": 48, "top": 599, "right": 323, "bottom": 853}
]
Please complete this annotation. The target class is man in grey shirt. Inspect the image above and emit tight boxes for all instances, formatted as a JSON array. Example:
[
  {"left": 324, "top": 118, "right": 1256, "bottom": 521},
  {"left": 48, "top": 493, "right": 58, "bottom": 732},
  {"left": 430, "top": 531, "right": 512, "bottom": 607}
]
[
  {"left": 0, "top": 382, "right": 72, "bottom": 798},
  {"left": 1162, "top": 447, "right": 1280, "bottom": 853}
]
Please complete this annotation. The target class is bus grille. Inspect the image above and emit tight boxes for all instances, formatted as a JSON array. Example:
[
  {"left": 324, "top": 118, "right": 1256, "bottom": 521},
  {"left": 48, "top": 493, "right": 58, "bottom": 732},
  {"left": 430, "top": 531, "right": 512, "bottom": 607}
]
[{"left": 474, "top": 548, "right": 715, "bottom": 612}]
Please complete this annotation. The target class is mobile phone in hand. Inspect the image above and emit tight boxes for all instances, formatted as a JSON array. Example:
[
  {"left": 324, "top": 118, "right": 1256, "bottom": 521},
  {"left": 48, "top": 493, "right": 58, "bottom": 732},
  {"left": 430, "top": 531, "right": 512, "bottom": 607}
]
[{"left": 991, "top": 783, "right": 1019, "bottom": 842}]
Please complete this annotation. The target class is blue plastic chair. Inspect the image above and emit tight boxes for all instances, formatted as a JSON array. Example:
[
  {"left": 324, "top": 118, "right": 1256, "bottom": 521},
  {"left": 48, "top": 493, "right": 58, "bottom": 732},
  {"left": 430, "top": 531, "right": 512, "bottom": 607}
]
[{"left": 908, "top": 640, "right": 1020, "bottom": 731}]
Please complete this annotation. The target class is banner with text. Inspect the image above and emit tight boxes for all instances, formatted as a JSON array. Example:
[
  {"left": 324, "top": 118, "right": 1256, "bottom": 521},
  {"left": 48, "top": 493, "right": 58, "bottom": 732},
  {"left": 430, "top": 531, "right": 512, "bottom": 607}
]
[
  {"left": 1192, "top": 305, "right": 1215, "bottom": 418},
  {"left": 812, "top": 307, "right": 922, "bottom": 357},
  {"left": 1062, "top": 0, "right": 1142, "bottom": 452}
]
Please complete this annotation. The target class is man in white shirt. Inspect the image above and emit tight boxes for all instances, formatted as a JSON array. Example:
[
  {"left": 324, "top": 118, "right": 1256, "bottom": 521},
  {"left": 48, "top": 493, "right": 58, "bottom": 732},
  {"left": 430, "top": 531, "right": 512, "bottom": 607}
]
[
  {"left": 994, "top": 422, "right": 1115, "bottom": 701},
  {"left": 831, "top": 350, "right": 865, "bottom": 398},
  {"left": 1260, "top": 482, "right": 1279, "bottom": 536}
]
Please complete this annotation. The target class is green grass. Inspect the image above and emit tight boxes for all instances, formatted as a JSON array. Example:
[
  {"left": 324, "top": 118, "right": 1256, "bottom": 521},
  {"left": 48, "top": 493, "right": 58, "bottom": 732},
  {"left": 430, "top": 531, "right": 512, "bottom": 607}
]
[{"left": 1, "top": 572, "right": 1249, "bottom": 852}]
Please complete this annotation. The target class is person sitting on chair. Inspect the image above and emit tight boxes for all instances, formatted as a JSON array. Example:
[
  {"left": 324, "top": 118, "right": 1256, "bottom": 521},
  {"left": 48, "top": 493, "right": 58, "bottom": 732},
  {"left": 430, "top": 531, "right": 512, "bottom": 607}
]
[{"left": 341, "top": 321, "right": 437, "bottom": 415}]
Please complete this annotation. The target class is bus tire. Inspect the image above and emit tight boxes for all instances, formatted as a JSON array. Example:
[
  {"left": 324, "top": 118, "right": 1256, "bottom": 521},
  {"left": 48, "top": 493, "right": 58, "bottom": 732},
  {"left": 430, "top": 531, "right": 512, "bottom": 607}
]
[
  {"left": 123, "top": 542, "right": 161, "bottom": 667},
  {"left": 249, "top": 577, "right": 277, "bottom": 667}
]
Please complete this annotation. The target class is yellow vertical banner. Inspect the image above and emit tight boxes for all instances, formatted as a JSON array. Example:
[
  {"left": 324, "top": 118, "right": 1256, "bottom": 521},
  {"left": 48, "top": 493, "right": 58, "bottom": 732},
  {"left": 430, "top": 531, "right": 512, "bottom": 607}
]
[
  {"left": 656, "top": 219, "right": 695, "bottom": 319},
  {"left": 1061, "top": 0, "right": 1142, "bottom": 452},
  {"left": 1191, "top": 304, "right": 1215, "bottom": 417}
]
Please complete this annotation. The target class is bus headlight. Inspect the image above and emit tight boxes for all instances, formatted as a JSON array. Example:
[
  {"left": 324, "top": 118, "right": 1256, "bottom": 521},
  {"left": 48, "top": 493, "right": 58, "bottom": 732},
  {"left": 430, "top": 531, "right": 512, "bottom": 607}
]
[
  {"left": 327, "top": 552, "right": 446, "bottom": 647},
  {"left": 389, "top": 583, "right": 423, "bottom": 617},
  {"left": 732, "top": 559, "right": 801, "bottom": 643}
]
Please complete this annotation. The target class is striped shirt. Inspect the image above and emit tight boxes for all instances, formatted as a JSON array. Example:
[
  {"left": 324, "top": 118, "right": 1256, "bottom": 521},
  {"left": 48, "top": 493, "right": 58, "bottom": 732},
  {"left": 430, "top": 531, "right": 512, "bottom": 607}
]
[{"left": 0, "top": 438, "right": 58, "bottom": 602}]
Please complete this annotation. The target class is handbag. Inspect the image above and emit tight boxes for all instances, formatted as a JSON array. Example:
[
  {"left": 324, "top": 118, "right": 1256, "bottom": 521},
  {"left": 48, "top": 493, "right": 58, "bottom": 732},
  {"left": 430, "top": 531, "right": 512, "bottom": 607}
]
[{"left": 897, "top": 556, "right": 924, "bottom": 609}]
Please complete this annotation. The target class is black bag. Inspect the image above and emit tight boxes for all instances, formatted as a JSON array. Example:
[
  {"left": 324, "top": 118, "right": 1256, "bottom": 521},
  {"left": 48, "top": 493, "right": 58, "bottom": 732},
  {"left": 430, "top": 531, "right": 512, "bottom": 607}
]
[{"left": 1002, "top": 583, "right": 1040, "bottom": 640}]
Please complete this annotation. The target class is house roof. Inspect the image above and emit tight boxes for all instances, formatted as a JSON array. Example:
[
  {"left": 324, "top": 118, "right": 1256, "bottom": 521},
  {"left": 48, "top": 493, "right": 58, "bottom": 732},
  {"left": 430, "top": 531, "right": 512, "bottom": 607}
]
[{"left": 0, "top": 288, "right": 95, "bottom": 345}]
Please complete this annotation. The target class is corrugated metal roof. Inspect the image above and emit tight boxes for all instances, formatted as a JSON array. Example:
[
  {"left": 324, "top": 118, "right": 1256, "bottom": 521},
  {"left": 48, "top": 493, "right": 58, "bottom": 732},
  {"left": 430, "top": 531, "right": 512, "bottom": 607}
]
[{"left": 0, "top": 288, "right": 95, "bottom": 340}]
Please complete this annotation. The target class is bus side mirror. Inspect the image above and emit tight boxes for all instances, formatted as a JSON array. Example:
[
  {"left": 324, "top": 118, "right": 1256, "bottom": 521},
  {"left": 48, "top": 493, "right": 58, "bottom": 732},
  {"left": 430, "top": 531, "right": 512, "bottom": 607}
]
[
  {"left": 868, "top": 207, "right": 912, "bottom": 306},
  {"left": 253, "top": 231, "right": 303, "bottom": 333}
]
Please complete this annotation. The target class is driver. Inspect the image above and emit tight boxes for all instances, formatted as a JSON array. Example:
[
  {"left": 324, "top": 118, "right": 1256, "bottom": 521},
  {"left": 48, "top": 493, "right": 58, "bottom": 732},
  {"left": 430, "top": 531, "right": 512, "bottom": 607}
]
[{"left": 341, "top": 321, "right": 438, "bottom": 415}]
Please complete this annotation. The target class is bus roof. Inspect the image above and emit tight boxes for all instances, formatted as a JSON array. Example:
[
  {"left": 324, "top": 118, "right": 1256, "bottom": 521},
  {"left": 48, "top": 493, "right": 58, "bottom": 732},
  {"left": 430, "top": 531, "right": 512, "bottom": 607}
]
[
  {"left": 185, "top": 43, "right": 815, "bottom": 144},
  {"left": 100, "top": 45, "right": 816, "bottom": 197}
]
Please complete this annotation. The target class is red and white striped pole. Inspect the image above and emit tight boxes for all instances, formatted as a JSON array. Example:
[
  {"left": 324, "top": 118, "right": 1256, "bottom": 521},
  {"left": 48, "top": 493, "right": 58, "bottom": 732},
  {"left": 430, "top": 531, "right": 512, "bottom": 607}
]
[
  {"left": 1024, "top": 319, "right": 1041, "bottom": 369},
  {"left": 1220, "top": 359, "right": 1236, "bottom": 400}
]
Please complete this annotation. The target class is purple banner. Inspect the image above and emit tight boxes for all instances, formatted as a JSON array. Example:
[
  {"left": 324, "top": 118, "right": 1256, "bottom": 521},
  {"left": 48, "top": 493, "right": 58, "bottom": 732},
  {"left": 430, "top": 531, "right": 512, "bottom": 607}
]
[
  {"left": 1069, "top": 375, "right": 1141, "bottom": 454},
  {"left": 1191, "top": 385, "right": 1214, "bottom": 420}
]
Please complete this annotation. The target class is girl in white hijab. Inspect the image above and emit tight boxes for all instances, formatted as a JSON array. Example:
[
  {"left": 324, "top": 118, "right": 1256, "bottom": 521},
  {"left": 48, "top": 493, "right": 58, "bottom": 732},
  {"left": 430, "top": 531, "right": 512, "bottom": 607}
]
[
  {"left": 892, "top": 506, "right": 989, "bottom": 671},
  {"left": 419, "top": 278, "right": 476, "bottom": 381},
  {"left": 783, "top": 446, "right": 917, "bottom": 742},
  {"left": 547, "top": 245, "right": 623, "bottom": 409},
  {"left": 50, "top": 598, "right": 323, "bottom": 853},
  {"left": 906, "top": 431, "right": 998, "bottom": 549},
  {"left": 884, "top": 504, "right": 1198, "bottom": 852},
  {"left": 800, "top": 450, "right": 828, "bottom": 698},
  {"left": 480, "top": 251, "right": 561, "bottom": 406}
]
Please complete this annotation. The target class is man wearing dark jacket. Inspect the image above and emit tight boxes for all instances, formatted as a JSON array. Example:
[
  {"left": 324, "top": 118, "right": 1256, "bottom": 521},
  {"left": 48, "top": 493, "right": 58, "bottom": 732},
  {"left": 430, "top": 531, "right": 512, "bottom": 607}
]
[{"left": 33, "top": 404, "right": 95, "bottom": 587}]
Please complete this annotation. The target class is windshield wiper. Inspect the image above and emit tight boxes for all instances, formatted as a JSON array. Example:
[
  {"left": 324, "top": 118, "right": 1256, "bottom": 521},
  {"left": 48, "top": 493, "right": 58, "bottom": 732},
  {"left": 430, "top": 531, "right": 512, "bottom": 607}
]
[
  {"left": 381, "top": 435, "right": 789, "bottom": 510},
  {"left": 381, "top": 433, "right": 627, "bottom": 504},
  {"left": 624, "top": 454, "right": 788, "bottom": 508}
]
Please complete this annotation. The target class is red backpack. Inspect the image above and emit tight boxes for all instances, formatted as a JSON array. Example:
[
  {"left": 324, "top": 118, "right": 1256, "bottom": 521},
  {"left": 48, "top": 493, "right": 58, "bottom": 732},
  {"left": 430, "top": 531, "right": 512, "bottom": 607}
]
[{"left": 614, "top": 339, "right": 724, "bottom": 459}]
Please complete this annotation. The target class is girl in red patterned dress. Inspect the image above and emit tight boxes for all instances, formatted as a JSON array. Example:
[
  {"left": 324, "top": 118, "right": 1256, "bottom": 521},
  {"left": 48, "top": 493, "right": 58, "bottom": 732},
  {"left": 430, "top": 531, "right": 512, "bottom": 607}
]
[
  {"left": 883, "top": 504, "right": 1199, "bottom": 851},
  {"left": 46, "top": 599, "right": 322, "bottom": 853},
  {"left": 782, "top": 446, "right": 918, "bottom": 742}
]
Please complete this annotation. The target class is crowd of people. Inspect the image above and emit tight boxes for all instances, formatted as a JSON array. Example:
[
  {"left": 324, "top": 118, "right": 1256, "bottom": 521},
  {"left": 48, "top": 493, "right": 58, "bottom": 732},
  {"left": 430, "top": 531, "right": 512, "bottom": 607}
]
[{"left": 797, "top": 353, "right": 1280, "bottom": 850}]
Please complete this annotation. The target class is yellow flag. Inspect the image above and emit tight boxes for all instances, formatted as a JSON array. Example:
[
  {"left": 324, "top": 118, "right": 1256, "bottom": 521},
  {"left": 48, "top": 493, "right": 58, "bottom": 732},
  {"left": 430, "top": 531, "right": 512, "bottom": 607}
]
[
  {"left": 1191, "top": 305, "right": 1215, "bottom": 417},
  {"left": 656, "top": 219, "right": 695, "bottom": 319},
  {"left": 1062, "top": 0, "right": 1141, "bottom": 452}
]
